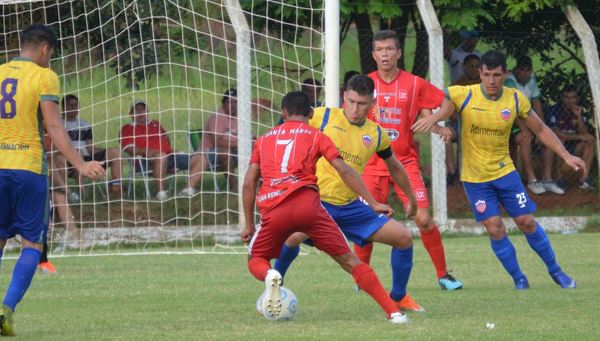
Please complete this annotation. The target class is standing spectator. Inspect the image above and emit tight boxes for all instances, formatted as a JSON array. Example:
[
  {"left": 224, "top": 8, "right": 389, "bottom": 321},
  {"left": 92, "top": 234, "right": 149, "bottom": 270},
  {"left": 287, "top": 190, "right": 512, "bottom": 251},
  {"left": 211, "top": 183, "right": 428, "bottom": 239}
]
[
  {"left": 120, "top": 100, "right": 204, "bottom": 201},
  {"left": 543, "top": 85, "right": 595, "bottom": 190},
  {"left": 61, "top": 94, "right": 124, "bottom": 201},
  {"left": 358, "top": 30, "right": 463, "bottom": 291},
  {"left": 301, "top": 78, "right": 323, "bottom": 107},
  {"left": 505, "top": 55, "right": 549, "bottom": 195},
  {"left": 447, "top": 54, "right": 482, "bottom": 184},
  {"left": 445, "top": 30, "right": 482, "bottom": 84},
  {"left": 183, "top": 89, "right": 239, "bottom": 195}
]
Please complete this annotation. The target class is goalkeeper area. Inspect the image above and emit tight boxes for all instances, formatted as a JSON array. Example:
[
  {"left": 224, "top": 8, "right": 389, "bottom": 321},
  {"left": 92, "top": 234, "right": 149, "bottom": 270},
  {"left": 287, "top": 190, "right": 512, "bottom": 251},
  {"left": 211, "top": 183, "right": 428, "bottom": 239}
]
[{"left": 4, "top": 234, "right": 599, "bottom": 339}]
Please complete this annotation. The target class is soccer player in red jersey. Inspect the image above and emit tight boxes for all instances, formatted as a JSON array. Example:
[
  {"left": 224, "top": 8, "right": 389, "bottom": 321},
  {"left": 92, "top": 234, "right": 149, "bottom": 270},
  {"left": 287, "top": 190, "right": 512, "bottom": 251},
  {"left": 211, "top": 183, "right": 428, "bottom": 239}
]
[
  {"left": 356, "top": 30, "right": 464, "bottom": 290},
  {"left": 241, "top": 91, "right": 408, "bottom": 324}
]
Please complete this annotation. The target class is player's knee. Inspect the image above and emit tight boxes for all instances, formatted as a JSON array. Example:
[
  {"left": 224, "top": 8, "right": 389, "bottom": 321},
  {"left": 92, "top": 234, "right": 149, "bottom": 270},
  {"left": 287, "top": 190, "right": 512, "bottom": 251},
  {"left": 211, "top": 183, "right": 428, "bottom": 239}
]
[
  {"left": 394, "top": 226, "right": 413, "bottom": 248},
  {"left": 284, "top": 232, "right": 306, "bottom": 247},
  {"left": 414, "top": 212, "right": 432, "bottom": 230},
  {"left": 514, "top": 215, "right": 535, "bottom": 233},
  {"left": 333, "top": 252, "right": 360, "bottom": 273}
]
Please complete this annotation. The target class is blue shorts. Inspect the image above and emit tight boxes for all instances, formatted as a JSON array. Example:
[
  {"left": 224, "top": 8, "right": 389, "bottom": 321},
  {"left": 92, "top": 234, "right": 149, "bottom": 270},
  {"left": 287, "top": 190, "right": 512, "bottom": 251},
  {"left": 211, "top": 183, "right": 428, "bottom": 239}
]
[
  {"left": 0, "top": 169, "right": 49, "bottom": 243},
  {"left": 321, "top": 199, "right": 390, "bottom": 247},
  {"left": 463, "top": 171, "right": 536, "bottom": 222},
  {"left": 136, "top": 153, "right": 190, "bottom": 172}
]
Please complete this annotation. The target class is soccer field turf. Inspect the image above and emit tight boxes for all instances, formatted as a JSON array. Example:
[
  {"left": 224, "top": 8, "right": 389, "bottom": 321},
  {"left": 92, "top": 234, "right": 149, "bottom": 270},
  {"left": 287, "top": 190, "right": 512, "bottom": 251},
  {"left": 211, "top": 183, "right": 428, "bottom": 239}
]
[{"left": 2, "top": 233, "right": 599, "bottom": 340}]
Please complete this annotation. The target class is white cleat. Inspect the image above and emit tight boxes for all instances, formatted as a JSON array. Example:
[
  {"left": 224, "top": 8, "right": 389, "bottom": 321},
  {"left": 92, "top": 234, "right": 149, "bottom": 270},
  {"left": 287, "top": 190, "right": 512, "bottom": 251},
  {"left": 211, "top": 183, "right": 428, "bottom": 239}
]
[
  {"left": 262, "top": 269, "right": 283, "bottom": 320},
  {"left": 388, "top": 311, "right": 409, "bottom": 324},
  {"left": 178, "top": 187, "right": 196, "bottom": 198}
]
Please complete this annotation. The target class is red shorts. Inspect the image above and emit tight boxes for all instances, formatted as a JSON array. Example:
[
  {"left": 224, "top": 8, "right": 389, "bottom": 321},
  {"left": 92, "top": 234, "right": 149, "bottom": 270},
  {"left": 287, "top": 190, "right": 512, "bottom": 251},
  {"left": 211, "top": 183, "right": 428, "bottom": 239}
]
[
  {"left": 249, "top": 187, "right": 350, "bottom": 260},
  {"left": 363, "top": 159, "right": 429, "bottom": 209}
]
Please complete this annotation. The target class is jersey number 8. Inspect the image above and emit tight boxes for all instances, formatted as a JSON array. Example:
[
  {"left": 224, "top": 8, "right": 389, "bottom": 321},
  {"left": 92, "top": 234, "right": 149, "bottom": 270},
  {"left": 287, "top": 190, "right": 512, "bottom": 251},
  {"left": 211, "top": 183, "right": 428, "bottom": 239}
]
[{"left": 0, "top": 78, "right": 18, "bottom": 119}]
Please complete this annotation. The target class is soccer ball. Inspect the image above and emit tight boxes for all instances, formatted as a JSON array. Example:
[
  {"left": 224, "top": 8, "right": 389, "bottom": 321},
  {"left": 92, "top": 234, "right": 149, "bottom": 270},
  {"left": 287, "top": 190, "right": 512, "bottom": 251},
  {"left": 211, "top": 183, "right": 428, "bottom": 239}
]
[{"left": 256, "top": 286, "right": 298, "bottom": 321}]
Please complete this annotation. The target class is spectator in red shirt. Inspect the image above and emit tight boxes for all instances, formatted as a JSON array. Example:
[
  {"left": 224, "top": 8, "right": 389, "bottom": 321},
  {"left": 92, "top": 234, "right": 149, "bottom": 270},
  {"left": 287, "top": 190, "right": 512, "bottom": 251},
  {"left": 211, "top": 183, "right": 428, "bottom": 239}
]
[{"left": 120, "top": 100, "right": 204, "bottom": 201}]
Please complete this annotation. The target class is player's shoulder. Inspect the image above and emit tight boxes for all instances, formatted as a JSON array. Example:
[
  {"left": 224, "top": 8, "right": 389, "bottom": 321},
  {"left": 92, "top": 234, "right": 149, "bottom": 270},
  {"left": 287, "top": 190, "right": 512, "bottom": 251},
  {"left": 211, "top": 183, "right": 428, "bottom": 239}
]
[{"left": 309, "top": 106, "right": 342, "bottom": 128}]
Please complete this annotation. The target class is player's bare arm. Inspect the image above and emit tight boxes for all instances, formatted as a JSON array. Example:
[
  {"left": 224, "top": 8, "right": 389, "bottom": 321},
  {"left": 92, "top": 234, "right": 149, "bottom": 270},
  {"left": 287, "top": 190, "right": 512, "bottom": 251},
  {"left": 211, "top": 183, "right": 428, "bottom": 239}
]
[
  {"left": 382, "top": 154, "right": 417, "bottom": 218},
  {"left": 330, "top": 158, "right": 394, "bottom": 216},
  {"left": 418, "top": 108, "right": 453, "bottom": 143},
  {"left": 241, "top": 163, "right": 260, "bottom": 242},
  {"left": 411, "top": 98, "right": 455, "bottom": 133},
  {"left": 41, "top": 101, "right": 105, "bottom": 180},
  {"left": 523, "top": 112, "right": 586, "bottom": 173}
]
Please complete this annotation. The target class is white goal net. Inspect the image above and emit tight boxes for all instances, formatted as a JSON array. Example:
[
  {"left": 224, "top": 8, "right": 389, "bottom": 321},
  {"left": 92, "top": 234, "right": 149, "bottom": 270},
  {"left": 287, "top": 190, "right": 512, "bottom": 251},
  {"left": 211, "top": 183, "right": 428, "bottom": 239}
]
[{"left": 0, "top": 0, "right": 325, "bottom": 255}]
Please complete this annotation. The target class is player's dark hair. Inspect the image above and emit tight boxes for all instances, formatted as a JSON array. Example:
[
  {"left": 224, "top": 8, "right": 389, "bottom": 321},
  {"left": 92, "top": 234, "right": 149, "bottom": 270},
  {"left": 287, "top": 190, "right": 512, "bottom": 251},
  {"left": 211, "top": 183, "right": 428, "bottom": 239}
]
[
  {"left": 302, "top": 78, "right": 321, "bottom": 87},
  {"left": 372, "top": 30, "right": 400, "bottom": 49},
  {"left": 21, "top": 24, "right": 58, "bottom": 50},
  {"left": 515, "top": 55, "right": 532, "bottom": 69},
  {"left": 562, "top": 84, "right": 578, "bottom": 94},
  {"left": 61, "top": 94, "right": 79, "bottom": 110},
  {"left": 346, "top": 75, "right": 374, "bottom": 97},
  {"left": 281, "top": 91, "right": 311, "bottom": 117},
  {"left": 343, "top": 70, "right": 360, "bottom": 88},
  {"left": 222, "top": 88, "right": 237, "bottom": 104},
  {"left": 463, "top": 54, "right": 480, "bottom": 65},
  {"left": 480, "top": 50, "right": 507, "bottom": 72}
]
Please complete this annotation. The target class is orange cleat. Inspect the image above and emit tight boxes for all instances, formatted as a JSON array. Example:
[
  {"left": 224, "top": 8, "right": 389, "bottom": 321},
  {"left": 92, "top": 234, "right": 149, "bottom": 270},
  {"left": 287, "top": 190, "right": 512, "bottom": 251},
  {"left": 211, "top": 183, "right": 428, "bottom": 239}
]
[
  {"left": 38, "top": 261, "right": 57, "bottom": 274},
  {"left": 395, "top": 294, "right": 425, "bottom": 312}
]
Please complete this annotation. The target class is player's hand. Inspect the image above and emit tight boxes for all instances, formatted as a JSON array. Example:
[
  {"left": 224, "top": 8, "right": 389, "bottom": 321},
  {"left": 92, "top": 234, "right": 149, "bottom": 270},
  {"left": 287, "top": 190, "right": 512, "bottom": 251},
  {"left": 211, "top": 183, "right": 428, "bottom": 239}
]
[
  {"left": 240, "top": 224, "right": 256, "bottom": 243},
  {"left": 405, "top": 197, "right": 417, "bottom": 219},
  {"left": 77, "top": 161, "right": 106, "bottom": 180},
  {"left": 411, "top": 115, "right": 438, "bottom": 133},
  {"left": 572, "top": 105, "right": 583, "bottom": 116},
  {"left": 432, "top": 126, "right": 453, "bottom": 143},
  {"left": 564, "top": 154, "right": 586, "bottom": 174},
  {"left": 372, "top": 202, "right": 395, "bottom": 217}
]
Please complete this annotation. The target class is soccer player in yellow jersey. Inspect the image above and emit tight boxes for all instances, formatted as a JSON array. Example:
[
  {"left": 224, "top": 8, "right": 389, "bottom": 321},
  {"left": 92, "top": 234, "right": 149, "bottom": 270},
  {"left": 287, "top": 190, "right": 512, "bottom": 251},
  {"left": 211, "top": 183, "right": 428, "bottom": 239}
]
[
  {"left": 0, "top": 24, "right": 105, "bottom": 335},
  {"left": 413, "top": 51, "right": 584, "bottom": 290},
  {"left": 273, "top": 75, "right": 427, "bottom": 313}
]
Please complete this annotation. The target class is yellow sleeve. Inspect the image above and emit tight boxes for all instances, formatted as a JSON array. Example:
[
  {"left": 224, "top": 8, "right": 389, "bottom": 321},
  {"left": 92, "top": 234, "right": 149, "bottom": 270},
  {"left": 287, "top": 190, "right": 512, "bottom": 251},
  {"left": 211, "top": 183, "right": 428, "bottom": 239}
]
[
  {"left": 308, "top": 107, "right": 327, "bottom": 130},
  {"left": 376, "top": 123, "right": 391, "bottom": 152},
  {"left": 516, "top": 90, "right": 532, "bottom": 118},
  {"left": 40, "top": 69, "right": 60, "bottom": 103},
  {"left": 446, "top": 85, "right": 469, "bottom": 111}
]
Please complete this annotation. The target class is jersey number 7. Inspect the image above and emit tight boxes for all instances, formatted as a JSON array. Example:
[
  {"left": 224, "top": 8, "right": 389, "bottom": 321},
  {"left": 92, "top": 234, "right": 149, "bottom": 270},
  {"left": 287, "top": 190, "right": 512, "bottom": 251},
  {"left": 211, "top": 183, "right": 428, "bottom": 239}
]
[{"left": 276, "top": 139, "right": 294, "bottom": 174}]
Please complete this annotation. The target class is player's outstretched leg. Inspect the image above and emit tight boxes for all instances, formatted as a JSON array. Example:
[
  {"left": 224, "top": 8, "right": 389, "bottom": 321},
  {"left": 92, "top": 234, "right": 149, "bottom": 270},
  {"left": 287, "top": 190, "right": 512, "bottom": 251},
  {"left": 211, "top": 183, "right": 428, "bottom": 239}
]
[
  {"left": 273, "top": 242, "right": 300, "bottom": 282},
  {"left": 329, "top": 252, "right": 407, "bottom": 324},
  {"left": 248, "top": 257, "right": 283, "bottom": 319},
  {"left": 517, "top": 218, "right": 576, "bottom": 289},
  {"left": 353, "top": 242, "right": 374, "bottom": 264},
  {"left": 416, "top": 209, "right": 463, "bottom": 290},
  {"left": 370, "top": 219, "right": 425, "bottom": 312}
]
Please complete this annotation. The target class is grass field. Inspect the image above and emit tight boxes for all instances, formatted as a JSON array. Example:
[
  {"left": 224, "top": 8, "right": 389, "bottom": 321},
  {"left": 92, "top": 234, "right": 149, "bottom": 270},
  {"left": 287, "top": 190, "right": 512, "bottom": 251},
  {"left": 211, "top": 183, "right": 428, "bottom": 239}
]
[{"left": 2, "top": 233, "right": 598, "bottom": 340}]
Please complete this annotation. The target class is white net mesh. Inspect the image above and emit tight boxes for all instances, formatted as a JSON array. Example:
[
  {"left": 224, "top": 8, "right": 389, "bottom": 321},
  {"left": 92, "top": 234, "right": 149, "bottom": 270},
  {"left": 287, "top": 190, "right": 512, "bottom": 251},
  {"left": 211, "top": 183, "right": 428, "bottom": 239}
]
[{"left": 0, "top": 0, "right": 324, "bottom": 255}]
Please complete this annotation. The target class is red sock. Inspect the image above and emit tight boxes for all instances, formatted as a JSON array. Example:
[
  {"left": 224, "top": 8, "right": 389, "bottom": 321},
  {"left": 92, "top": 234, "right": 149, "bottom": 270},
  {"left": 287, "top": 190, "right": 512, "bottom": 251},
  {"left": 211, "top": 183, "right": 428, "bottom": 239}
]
[
  {"left": 420, "top": 225, "right": 447, "bottom": 278},
  {"left": 248, "top": 257, "right": 271, "bottom": 281},
  {"left": 352, "top": 263, "right": 398, "bottom": 317},
  {"left": 353, "top": 243, "right": 374, "bottom": 265}
]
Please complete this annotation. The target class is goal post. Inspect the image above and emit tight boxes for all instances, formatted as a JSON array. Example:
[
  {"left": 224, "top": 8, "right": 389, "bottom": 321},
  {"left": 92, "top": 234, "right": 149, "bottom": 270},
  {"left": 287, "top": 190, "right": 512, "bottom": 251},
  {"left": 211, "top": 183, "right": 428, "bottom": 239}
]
[{"left": 0, "top": 0, "right": 326, "bottom": 255}]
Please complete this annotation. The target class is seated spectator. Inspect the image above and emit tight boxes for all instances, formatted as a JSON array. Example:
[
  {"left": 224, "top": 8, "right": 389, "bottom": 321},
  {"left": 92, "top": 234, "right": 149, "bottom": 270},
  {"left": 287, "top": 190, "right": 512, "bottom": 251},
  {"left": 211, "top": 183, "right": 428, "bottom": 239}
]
[
  {"left": 543, "top": 85, "right": 595, "bottom": 190},
  {"left": 504, "top": 55, "right": 549, "bottom": 195},
  {"left": 446, "top": 54, "right": 481, "bottom": 185},
  {"left": 301, "top": 78, "right": 323, "bottom": 107},
  {"left": 451, "top": 54, "right": 481, "bottom": 86},
  {"left": 62, "top": 94, "right": 124, "bottom": 201},
  {"left": 183, "top": 89, "right": 239, "bottom": 195},
  {"left": 120, "top": 100, "right": 205, "bottom": 201}
]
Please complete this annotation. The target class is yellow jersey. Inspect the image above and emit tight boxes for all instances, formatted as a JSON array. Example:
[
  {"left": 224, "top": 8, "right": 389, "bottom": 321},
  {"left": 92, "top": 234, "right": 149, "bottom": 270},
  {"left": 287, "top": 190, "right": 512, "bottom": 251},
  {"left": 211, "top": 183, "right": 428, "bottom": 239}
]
[
  {"left": 0, "top": 57, "right": 60, "bottom": 175},
  {"left": 310, "top": 107, "right": 391, "bottom": 205},
  {"left": 447, "top": 84, "right": 531, "bottom": 183}
]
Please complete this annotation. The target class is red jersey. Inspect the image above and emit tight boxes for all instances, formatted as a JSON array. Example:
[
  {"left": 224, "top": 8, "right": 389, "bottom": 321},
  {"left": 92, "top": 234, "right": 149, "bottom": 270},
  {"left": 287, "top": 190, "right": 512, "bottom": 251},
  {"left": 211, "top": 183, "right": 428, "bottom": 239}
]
[
  {"left": 120, "top": 120, "right": 172, "bottom": 155},
  {"left": 249, "top": 120, "right": 340, "bottom": 213},
  {"left": 364, "top": 70, "right": 445, "bottom": 175}
]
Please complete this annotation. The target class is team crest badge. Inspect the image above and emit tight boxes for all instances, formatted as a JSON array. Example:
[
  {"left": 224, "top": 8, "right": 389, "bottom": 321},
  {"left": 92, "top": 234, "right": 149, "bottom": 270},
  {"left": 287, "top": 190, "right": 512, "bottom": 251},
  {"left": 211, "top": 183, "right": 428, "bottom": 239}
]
[
  {"left": 362, "top": 135, "right": 373, "bottom": 148},
  {"left": 475, "top": 200, "right": 487, "bottom": 213},
  {"left": 500, "top": 108, "right": 511, "bottom": 121}
]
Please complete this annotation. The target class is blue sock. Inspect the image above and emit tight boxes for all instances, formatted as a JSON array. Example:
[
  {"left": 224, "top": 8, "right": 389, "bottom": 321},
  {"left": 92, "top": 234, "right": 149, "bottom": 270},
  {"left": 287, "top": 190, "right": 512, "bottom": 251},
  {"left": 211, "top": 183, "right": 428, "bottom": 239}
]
[
  {"left": 390, "top": 246, "right": 413, "bottom": 301},
  {"left": 3, "top": 248, "right": 41, "bottom": 311},
  {"left": 490, "top": 236, "right": 525, "bottom": 282},
  {"left": 525, "top": 222, "right": 560, "bottom": 273},
  {"left": 273, "top": 244, "right": 300, "bottom": 281}
]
